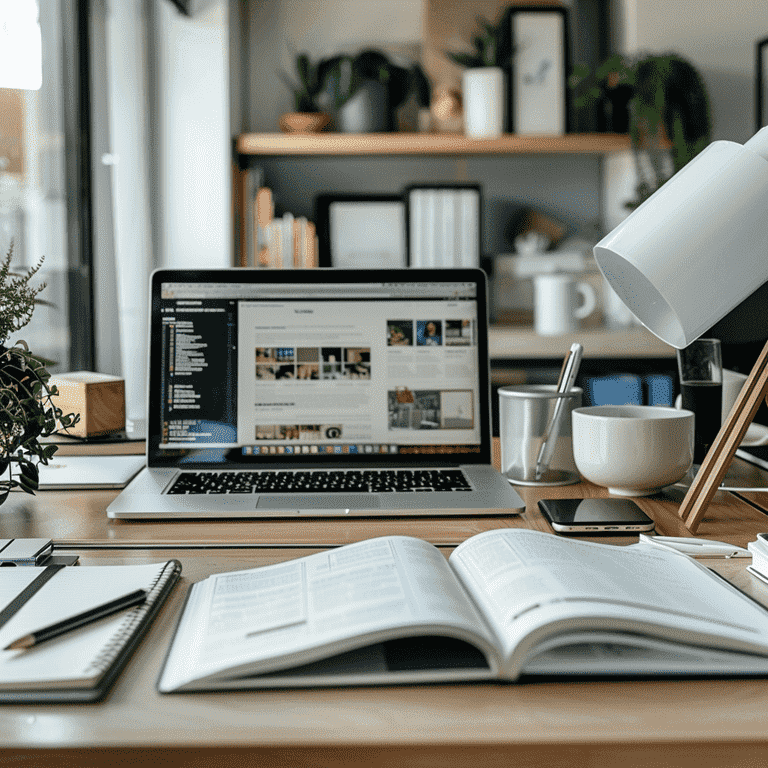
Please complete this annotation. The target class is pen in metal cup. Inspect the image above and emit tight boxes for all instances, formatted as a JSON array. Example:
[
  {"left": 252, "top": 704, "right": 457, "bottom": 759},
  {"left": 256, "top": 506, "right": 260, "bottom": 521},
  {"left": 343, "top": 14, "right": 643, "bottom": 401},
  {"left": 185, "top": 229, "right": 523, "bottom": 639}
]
[{"left": 535, "top": 343, "right": 583, "bottom": 481}]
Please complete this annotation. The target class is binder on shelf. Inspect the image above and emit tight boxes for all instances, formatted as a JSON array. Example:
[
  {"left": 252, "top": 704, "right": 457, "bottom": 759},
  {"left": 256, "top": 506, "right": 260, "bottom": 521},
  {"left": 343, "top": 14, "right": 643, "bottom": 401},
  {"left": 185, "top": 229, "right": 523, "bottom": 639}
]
[
  {"left": 405, "top": 184, "right": 481, "bottom": 269},
  {"left": 0, "top": 560, "right": 181, "bottom": 703}
]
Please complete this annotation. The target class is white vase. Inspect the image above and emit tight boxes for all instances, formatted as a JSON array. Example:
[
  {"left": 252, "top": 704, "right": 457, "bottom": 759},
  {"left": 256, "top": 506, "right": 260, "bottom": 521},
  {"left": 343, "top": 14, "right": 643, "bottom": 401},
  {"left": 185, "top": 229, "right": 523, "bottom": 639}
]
[{"left": 462, "top": 67, "right": 504, "bottom": 139}]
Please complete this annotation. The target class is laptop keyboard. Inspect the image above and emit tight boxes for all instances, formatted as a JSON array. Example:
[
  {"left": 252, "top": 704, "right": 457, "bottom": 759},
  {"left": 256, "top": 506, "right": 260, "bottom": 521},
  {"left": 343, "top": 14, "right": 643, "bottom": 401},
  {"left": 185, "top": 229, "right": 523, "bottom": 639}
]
[{"left": 167, "top": 469, "right": 472, "bottom": 495}]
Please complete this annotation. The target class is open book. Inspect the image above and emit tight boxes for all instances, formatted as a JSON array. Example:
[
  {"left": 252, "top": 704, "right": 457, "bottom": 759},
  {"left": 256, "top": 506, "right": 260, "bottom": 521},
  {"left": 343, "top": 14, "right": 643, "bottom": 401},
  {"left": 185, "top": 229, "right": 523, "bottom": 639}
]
[{"left": 158, "top": 530, "right": 768, "bottom": 692}]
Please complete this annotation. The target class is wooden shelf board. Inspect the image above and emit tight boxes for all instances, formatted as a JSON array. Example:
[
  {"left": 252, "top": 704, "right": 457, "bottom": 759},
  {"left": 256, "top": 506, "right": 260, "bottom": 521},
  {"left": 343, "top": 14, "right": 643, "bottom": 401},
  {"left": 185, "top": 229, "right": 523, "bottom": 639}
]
[
  {"left": 488, "top": 324, "right": 676, "bottom": 360},
  {"left": 236, "top": 132, "right": 634, "bottom": 157}
]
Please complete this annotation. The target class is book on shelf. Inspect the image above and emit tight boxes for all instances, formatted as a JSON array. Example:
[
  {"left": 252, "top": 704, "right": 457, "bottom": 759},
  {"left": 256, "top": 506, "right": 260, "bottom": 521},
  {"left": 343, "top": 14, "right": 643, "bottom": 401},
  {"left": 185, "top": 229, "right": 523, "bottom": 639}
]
[
  {"left": 158, "top": 529, "right": 768, "bottom": 692},
  {"left": 0, "top": 560, "right": 181, "bottom": 702},
  {"left": 244, "top": 178, "right": 318, "bottom": 269}
]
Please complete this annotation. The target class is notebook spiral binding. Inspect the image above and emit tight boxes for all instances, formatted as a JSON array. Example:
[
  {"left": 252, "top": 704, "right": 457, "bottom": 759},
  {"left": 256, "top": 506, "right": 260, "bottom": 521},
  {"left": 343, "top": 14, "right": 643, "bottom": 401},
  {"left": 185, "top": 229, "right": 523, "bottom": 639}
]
[{"left": 84, "top": 560, "right": 182, "bottom": 677}]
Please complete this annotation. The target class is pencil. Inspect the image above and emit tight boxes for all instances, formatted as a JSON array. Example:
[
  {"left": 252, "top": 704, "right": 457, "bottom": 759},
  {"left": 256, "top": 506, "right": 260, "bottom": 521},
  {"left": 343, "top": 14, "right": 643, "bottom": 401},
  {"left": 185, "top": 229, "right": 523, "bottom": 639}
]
[{"left": 3, "top": 588, "right": 147, "bottom": 651}]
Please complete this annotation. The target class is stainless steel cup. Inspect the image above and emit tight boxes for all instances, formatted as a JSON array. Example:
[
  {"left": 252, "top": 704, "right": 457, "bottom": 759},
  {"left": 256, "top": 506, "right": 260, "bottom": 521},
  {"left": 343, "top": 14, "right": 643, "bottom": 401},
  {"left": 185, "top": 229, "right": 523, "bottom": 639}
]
[{"left": 498, "top": 384, "right": 582, "bottom": 486}]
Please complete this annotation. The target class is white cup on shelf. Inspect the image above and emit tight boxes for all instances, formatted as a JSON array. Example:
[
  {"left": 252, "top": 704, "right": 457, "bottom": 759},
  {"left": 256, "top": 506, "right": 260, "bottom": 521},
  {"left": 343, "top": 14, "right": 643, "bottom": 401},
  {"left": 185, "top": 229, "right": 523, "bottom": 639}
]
[{"left": 533, "top": 273, "right": 597, "bottom": 336}]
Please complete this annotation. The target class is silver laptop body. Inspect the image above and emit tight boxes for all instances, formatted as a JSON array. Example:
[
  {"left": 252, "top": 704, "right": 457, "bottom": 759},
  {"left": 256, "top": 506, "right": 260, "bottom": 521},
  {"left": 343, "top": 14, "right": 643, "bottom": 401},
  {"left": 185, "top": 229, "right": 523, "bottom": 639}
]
[{"left": 107, "top": 268, "right": 524, "bottom": 519}]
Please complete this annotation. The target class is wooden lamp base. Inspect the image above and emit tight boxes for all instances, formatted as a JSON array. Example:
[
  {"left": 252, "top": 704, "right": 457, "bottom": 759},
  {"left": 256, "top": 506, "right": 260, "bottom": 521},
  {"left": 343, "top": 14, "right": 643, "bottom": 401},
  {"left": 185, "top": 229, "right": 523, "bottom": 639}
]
[{"left": 678, "top": 338, "right": 768, "bottom": 532}]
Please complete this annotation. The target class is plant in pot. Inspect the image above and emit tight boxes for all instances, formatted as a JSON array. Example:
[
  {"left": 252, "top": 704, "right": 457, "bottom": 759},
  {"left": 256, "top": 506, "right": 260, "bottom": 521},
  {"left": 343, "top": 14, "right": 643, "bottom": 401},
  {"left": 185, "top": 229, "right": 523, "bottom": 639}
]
[
  {"left": 317, "top": 49, "right": 430, "bottom": 133},
  {"left": 0, "top": 244, "right": 79, "bottom": 506},
  {"left": 445, "top": 8, "right": 514, "bottom": 139},
  {"left": 278, "top": 51, "right": 330, "bottom": 133},
  {"left": 570, "top": 52, "right": 711, "bottom": 207}
]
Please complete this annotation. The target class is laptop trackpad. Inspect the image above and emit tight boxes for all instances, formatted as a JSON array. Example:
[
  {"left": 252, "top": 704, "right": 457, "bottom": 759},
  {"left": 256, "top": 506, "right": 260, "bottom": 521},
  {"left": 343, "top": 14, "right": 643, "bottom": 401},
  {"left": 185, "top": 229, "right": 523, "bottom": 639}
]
[{"left": 256, "top": 495, "right": 381, "bottom": 510}]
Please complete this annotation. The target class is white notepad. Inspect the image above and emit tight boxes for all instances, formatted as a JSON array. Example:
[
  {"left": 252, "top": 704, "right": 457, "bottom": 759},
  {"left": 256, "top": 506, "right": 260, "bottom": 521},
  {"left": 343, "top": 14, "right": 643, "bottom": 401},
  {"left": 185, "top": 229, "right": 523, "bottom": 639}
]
[
  {"left": 0, "top": 560, "right": 180, "bottom": 702},
  {"left": 36, "top": 455, "right": 145, "bottom": 489}
]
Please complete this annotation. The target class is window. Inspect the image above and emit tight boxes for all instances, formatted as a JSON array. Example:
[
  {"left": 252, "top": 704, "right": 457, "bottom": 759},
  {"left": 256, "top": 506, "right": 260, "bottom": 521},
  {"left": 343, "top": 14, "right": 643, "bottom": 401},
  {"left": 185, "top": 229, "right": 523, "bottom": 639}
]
[{"left": 0, "top": 0, "right": 93, "bottom": 371}]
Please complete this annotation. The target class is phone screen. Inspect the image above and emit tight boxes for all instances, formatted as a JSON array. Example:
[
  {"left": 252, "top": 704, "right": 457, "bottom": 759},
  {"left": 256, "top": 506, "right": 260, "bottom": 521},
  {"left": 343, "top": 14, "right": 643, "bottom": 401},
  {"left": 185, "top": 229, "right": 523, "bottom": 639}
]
[{"left": 537, "top": 498, "right": 655, "bottom": 534}]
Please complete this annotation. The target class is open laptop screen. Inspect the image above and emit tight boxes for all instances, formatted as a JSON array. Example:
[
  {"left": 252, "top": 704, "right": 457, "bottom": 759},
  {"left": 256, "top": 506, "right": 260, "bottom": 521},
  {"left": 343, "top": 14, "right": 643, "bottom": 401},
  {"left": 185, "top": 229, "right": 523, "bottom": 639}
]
[{"left": 147, "top": 269, "right": 491, "bottom": 468}]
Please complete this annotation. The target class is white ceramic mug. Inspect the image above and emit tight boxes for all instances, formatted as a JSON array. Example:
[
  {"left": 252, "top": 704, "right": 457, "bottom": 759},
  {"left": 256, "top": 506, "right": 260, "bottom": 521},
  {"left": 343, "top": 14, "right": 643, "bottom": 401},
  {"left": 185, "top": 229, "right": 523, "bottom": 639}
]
[{"left": 533, "top": 274, "right": 597, "bottom": 336}]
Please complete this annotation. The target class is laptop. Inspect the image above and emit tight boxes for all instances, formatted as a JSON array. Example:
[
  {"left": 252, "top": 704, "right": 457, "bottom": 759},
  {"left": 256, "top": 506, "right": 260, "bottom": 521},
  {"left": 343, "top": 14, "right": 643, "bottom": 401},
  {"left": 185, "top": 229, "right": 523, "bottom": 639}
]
[{"left": 107, "top": 268, "right": 524, "bottom": 519}]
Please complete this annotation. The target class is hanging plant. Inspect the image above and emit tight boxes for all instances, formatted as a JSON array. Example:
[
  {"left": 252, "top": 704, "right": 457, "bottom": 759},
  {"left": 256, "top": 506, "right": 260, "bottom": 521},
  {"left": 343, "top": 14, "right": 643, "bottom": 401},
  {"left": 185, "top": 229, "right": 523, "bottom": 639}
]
[{"left": 570, "top": 52, "right": 711, "bottom": 208}]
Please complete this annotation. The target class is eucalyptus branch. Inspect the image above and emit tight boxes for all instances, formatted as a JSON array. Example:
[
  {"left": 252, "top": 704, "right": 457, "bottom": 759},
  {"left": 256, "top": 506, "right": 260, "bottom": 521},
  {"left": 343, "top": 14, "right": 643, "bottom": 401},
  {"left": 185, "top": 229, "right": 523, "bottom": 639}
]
[{"left": 0, "top": 258, "right": 80, "bottom": 503}]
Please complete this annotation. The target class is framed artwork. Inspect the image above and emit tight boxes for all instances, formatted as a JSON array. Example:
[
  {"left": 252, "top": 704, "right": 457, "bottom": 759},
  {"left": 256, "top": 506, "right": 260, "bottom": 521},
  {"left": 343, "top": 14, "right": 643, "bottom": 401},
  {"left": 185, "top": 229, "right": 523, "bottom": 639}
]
[
  {"left": 404, "top": 184, "right": 482, "bottom": 269},
  {"left": 315, "top": 194, "right": 407, "bottom": 268},
  {"left": 757, "top": 37, "right": 768, "bottom": 132},
  {"left": 510, "top": 6, "right": 570, "bottom": 135}
]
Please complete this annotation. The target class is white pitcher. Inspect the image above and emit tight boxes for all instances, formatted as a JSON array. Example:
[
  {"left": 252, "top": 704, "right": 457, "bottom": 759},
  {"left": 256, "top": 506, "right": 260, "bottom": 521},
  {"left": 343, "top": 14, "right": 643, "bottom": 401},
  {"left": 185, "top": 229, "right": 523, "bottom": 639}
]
[{"left": 533, "top": 273, "right": 597, "bottom": 336}]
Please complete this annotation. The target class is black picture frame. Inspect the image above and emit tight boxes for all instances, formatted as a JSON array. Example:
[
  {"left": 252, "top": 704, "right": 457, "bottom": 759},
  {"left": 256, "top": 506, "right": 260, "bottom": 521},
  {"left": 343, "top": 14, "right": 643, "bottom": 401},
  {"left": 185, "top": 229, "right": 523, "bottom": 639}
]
[
  {"left": 757, "top": 37, "right": 768, "bottom": 133},
  {"left": 509, "top": 5, "right": 571, "bottom": 134},
  {"left": 315, "top": 194, "right": 407, "bottom": 268}
]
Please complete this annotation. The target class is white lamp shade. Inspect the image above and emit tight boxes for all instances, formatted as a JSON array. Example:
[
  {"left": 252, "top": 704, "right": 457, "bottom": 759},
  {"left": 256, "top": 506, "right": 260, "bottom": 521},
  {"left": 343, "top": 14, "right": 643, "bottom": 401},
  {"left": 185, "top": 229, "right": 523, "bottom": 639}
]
[{"left": 594, "top": 130, "right": 768, "bottom": 349}]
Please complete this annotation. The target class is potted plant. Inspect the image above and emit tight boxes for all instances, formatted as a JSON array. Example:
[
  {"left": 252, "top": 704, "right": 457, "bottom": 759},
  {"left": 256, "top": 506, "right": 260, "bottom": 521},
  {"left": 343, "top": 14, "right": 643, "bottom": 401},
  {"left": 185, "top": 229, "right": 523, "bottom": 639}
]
[
  {"left": 445, "top": 8, "right": 514, "bottom": 138},
  {"left": 278, "top": 51, "right": 330, "bottom": 133},
  {"left": 0, "top": 244, "right": 79, "bottom": 505},
  {"left": 570, "top": 52, "right": 711, "bottom": 207},
  {"left": 317, "top": 49, "right": 430, "bottom": 133}
]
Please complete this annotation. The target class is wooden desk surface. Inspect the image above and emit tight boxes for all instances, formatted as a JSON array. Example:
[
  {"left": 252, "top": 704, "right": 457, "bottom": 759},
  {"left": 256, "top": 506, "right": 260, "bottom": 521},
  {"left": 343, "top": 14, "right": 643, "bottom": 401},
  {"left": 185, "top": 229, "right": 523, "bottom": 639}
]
[
  {"left": 1, "top": 440, "right": 765, "bottom": 550},
  {"left": 3, "top": 441, "right": 768, "bottom": 767},
  {"left": 3, "top": 549, "right": 768, "bottom": 768}
]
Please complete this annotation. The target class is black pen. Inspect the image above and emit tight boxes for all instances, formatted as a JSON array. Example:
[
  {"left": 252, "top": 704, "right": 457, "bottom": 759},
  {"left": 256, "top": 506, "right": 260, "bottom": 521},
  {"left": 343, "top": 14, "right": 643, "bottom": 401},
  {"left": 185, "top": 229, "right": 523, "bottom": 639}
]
[{"left": 3, "top": 588, "right": 147, "bottom": 651}]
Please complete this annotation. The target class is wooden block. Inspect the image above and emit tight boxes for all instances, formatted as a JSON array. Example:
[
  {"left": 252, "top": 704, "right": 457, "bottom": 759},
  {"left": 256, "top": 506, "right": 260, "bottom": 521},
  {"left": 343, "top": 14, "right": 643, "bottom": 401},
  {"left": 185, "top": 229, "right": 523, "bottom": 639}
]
[{"left": 49, "top": 372, "right": 126, "bottom": 438}]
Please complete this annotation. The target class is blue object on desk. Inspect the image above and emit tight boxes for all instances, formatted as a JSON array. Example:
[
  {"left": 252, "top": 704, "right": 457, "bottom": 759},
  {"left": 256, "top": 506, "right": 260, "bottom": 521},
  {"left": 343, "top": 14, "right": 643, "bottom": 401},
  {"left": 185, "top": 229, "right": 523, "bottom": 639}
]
[
  {"left": 644, "top": 374, "right": 675, "bottom": 406},
  {"left": 585, "top": 374, "right": 643, "bottom": 406}
]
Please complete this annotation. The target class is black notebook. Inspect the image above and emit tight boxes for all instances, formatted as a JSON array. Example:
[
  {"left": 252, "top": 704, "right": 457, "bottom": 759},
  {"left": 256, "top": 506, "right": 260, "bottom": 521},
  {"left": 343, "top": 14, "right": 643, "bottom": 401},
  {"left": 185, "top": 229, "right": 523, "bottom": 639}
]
[{"left": 0, "top": 560, "right": 181, "bottom": 703}]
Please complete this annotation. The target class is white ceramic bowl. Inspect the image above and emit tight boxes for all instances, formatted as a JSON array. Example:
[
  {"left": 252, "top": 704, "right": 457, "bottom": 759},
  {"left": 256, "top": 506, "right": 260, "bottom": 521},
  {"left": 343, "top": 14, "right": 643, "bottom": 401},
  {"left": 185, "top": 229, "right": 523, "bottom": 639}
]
[{"left": 572, "top": 405, "right": 694, "bottom": 496}]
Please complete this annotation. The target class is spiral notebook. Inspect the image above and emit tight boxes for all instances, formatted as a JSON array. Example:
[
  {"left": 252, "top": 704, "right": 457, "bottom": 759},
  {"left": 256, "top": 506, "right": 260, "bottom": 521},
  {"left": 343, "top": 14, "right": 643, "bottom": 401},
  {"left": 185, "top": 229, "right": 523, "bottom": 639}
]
[{"left": 0, "top": 559, "right": 181, "bottom": 703}]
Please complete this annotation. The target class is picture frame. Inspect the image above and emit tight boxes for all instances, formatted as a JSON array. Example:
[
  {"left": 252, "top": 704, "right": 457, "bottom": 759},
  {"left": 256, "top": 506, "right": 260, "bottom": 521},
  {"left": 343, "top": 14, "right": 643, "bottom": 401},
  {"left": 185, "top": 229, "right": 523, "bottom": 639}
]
[
  {"left": 315, "top": 194, "right": 407, "bottom": 269},
  {"left": 404, "top": 184, "right": 482, "bottom": 269},
  {"left": 757, "top": 37, "right": 768, "bottom": 133},
  {"left": 509, "top": 6, "right": 570, "bottom": 135}
]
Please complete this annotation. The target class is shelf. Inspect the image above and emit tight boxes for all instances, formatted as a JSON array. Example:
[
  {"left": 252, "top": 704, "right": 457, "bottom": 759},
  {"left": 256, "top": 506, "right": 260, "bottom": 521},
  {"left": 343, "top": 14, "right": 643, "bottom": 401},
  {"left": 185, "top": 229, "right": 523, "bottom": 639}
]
[
  {"left": 488, "top": 325, "right": 676, "bottom": 361},
  {"left": 235, "top": 132, "right": 634, "bottom": 157}
]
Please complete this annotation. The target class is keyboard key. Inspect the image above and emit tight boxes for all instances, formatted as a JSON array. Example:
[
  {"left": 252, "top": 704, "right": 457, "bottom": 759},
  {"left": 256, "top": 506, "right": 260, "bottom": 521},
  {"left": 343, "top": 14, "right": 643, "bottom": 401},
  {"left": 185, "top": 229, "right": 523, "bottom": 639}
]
[{"left": 168, "top": 468, "right": 472, "bottom": 495}]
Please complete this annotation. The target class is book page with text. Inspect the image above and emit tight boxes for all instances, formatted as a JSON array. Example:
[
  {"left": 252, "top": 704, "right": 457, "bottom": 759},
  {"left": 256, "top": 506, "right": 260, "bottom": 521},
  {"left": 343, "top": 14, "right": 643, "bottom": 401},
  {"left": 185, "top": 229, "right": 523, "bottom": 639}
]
[
  {"left": 161, "top": 536, "right": 500, "bottom": 689},
  {"left": 449, "top": 529, "right": 768, "bottom": 670}
]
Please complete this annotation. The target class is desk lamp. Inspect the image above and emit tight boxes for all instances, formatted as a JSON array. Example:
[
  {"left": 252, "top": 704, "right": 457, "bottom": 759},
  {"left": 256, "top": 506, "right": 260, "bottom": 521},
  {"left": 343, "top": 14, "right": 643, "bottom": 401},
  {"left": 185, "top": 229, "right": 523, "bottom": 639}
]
[{"left": 593, "top": 126, "right": 768, "bottom": 532}]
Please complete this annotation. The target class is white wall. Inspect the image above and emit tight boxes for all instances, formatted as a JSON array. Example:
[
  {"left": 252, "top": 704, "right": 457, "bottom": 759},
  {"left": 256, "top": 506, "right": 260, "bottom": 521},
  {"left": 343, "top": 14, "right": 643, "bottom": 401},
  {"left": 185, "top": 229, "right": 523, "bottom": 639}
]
[
  {"left": 248, "top": 0, "right": 422, "bottom": 132},
  {"left": 156, "top": 0, "right": 231, "bottom": 269}
]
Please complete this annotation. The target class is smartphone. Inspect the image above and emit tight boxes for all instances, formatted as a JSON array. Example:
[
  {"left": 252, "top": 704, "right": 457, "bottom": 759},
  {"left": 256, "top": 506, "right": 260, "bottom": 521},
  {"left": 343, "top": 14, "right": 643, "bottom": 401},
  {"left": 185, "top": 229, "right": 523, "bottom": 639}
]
[{"left": 537, "top": 498, "right": 655, "bottom": 534}]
